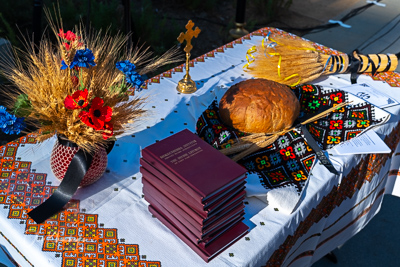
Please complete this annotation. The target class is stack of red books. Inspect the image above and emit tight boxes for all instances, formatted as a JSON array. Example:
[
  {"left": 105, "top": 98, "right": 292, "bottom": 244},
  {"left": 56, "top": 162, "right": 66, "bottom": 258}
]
[{"left": 140, "top": 129, "right": 249, "bottom": 262}]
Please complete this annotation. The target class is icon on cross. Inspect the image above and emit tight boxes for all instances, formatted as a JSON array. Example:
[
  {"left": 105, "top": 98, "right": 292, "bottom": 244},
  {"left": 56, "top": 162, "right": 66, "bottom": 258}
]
[{"left": 177, "top": 20, "right": 201, "bottom": 54}]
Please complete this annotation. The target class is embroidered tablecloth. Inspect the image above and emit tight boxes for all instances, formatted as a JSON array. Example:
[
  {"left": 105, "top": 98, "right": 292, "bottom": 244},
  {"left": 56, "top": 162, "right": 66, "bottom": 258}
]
[{"left": 1, "top": 27, "right": 400, "bottom": 267}]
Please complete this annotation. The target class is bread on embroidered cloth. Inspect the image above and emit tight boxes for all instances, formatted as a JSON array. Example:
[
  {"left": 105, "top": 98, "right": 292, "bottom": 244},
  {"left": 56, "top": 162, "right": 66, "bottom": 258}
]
[{"left": 219, "top": 78, "right": 300, "bottom": 133}]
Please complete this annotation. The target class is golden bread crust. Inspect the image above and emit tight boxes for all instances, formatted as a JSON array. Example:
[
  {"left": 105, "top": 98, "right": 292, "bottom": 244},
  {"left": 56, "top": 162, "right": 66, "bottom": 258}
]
[{"left": 219, "top": 79, "right": 300, "bottom": 133}]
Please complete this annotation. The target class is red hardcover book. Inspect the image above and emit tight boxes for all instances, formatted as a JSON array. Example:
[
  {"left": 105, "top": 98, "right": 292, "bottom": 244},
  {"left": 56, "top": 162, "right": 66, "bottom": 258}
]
[
  {"left": 141, "top": 163, "right": 207, "bottom": 216},
  {"left": 140, "top": 160, "right": 246, "bottom": 213},
  {"left": 140, "top": 165, "right": 246, "bottom": 217},
  {"left": 204, "top": 183, "right": 245, "bottom": 216},
  {"left": 147, "top": 192, "right": 245, "bottom": 245},
  {"left": 141, "top": 129, "right": 247, "bottom": 202},
  {"left": 142, "top": 169, "right": 246, "bottom": 226},
  {"left": 142, "top": 178, "right": 245, "bottom": 229},
  {"left": 145, "top": 191, "right": 245, "bottom": 242},
  {"left": 148, "top": 205, "right": 248, "bottom": 262}
]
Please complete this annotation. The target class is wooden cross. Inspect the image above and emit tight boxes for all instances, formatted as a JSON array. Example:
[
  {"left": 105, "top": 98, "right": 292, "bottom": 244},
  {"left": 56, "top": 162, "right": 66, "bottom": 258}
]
[{"left": 177, "top": 20, "right": 201, "bottom": 54}]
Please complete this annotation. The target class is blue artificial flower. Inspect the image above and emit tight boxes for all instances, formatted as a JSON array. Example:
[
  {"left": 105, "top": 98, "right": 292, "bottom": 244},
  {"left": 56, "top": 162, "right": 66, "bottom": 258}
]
[
  {"left": 0, "top": 106, "right": 25, "bottom": 135},
  {"left": 2, "top": 118, "right": 26, "bottom": 134},
  {"left": 0, "top": 106, "right": 16, "bottom": 126},
  {"left": 0, "top": 106, "right": 9, "bottom": 125},
  {"left": 70, "top": 49, "right": 96, "bottom": 69},
  {"left": 125, "top": 71, "right": 144, "bottom": 91},
  {"left": 116, "top": 60, "right": 136, "bottom": 73},
  {"left": 60, "top": 60, "right": 68, "bottom": 70},
  {"left": 1, "top": 117, "right": 26, "bottom": 135}
]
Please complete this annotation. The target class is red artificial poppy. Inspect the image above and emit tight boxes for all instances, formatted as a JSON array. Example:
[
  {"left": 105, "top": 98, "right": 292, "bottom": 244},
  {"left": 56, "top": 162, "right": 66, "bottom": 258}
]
[
  {"left": 66, "top": 31, "right": 78, "bottom": 41},
  {"left": 79, "top": 110, "right": 94, "bottom": 128},
  {"left": 58, "top": 29, "right": 79, "bottom": 42},
  {"left": 79, "top": 97, "right": 112, "bottom": 130},
  {"left": 58, "top": 29, "right": 66, "bottom": 38},
  {"left": 63, "top": 42, "right": 71, "bottom": 50},
  {"left": 102, "top": 122, "right": 114, "bottom": 140},
  {"left": 64, "top": 89, "right": 89, "bottom": 110}
]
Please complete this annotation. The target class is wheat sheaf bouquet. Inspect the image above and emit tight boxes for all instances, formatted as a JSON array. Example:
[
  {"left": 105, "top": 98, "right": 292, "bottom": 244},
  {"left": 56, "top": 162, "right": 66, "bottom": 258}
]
[
  {"left": 0, "top": 13, "right": 179, "bottom": 153},
  {"left": 0, "top": 13, "right": 181, "bottom": 223}
]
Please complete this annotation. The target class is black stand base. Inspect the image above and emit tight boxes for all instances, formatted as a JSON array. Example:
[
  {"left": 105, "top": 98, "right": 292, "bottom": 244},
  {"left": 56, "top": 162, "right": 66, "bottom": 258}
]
[{"left": 324, "top": 252, "right": 338, "bottom": 264}]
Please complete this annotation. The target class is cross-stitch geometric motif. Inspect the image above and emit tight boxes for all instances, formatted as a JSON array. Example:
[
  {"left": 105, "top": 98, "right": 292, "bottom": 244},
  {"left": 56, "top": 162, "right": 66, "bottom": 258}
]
[
  {"left": 196, "top": 84, "right": 389, "bottom": 194},
  {"left": 0, "top": 133, "right": 159, "bottom": 267},
  {"left": 266, "top": 121, "right": 400, "bottom": 266}
]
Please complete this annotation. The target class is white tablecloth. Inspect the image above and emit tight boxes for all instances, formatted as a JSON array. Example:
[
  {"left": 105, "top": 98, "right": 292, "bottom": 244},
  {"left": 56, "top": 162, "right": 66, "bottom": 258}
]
[{"left": 1, "top": 28, "right": 400, "bottom": 267}]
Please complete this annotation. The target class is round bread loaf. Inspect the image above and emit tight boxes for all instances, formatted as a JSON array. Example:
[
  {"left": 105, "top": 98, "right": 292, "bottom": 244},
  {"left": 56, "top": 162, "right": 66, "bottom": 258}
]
[{"left": 219, "top": 78, "right": 300, "bottom": 133}]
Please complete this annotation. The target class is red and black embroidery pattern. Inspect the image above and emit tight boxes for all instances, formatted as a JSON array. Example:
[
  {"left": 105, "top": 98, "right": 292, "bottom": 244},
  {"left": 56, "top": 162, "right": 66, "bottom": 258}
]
[
  {"left": 0, "top": 134, "right": 160, "bottom": 267},
  {"left": 265, "top": 122, "right": 400, "bottom": 266},
  {"left": 196, "top": 84, "right": 387, "bottom": 194},
  {"left": 293, "top": 85, "right": 380, "bottom": 150}
]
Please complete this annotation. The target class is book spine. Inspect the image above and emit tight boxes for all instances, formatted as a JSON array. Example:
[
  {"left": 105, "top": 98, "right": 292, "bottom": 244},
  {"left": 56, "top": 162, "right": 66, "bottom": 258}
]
[
  {"left": 202, "top": 203, "right": 245, "bottom": 234},
  {"left": 148, "top": 205, "right": 212, "bottom": 262},
  {"left": 201, "top": 215, "right": 245, "bottom": 246},
  {"left": 146, "top": 191, "right": 245, "bottom": 244},
  {"left": 146, "top": 185, "right": 246, "bottom": 240},
  {"left": 144, "top": 190, "right": 203, "bottom": 236},
  {"left": 142, "top": 158, "right": 246, "bottom": 212},
  {"left": 142, "top": 179, "right": 205, "bottom": 225},
  {"left": 148, "top": 196, "right": 203, "bottom": 245},
  {"left": 144, "top": 178, "right": 247, "bottom": 236},
  {"left": 206, "top": 185, "right": 245, "bottom": 215},
  {"left": 149, "top": 205, "right": 249, "bottom": 262},
  {"left": 140, "top": 162, "right": 207, "bottom": 215}
]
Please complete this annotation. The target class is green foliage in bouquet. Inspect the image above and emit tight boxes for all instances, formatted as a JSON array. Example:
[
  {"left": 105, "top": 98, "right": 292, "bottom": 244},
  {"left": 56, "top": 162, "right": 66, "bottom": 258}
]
[{"left": 0, "top": 8, "right": 181, "bottom": 153}]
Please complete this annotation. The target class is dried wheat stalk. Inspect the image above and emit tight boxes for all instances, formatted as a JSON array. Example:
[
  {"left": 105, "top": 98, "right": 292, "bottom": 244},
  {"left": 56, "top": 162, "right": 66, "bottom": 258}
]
[{"left": 0, "top": 8, "right": 182, "bottom": 153}]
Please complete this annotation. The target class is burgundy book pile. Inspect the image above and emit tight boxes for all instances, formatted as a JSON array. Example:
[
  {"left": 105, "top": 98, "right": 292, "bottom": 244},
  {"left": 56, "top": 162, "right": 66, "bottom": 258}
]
[{"left": 140, "top": 129, "right": 249, "bottom": 262}]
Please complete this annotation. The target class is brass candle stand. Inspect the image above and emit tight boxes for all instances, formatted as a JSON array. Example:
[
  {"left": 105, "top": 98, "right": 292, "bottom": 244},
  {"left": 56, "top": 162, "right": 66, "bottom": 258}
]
[
  {"left": 176, "top": 20, "right": 201, "bottom": 94},
  {"left": 229, "top": 22, "right": 249, "bottom": 39},
  {"left": 229, "top": 0, "right": 249, "bottom": 39}
]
